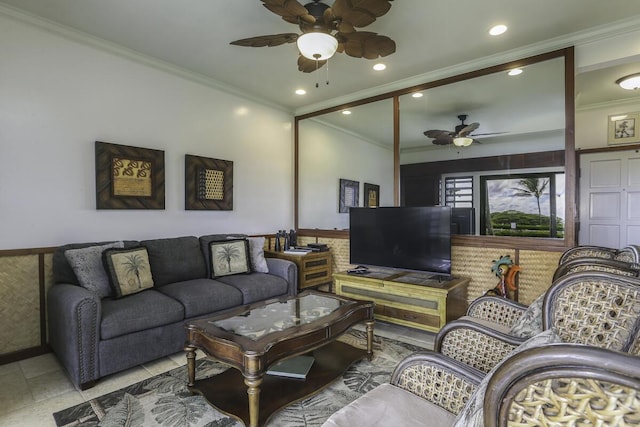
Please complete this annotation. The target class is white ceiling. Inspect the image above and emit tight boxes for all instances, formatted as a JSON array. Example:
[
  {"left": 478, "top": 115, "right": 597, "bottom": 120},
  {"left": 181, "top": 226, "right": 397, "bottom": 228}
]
[{"left": 2, "top": 0, "right": 640, "bottom": 114}]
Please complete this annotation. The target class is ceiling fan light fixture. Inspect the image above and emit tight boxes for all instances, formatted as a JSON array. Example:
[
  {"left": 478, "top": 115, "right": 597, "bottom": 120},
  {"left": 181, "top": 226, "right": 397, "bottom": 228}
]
[
  {"left": 616, "top": 73, "right": 640, "bottom": 90},
  {"left": 296, "top": 32, "right": 338, "bottom": 61},
  {"left": 453, "top": 137, "right": 473, "bottom": 147}
]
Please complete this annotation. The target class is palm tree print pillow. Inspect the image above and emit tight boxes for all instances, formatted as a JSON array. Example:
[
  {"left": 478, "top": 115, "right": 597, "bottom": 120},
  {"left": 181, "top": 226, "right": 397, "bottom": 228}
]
[
  {"left": 209, "top": 239, "right": 251, "bottom": 278},
  {"left": 103, "top": 247, "right": 155, "bottom": 297}
]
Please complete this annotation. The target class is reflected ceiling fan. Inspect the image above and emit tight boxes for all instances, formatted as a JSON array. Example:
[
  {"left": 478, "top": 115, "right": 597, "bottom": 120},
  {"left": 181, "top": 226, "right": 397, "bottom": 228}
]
[
  {"left": 230, "top": 0, "right": 396, "bottom": 73},
  {"left": 423, "top": 114, "right": 507, "bottom": 147}
]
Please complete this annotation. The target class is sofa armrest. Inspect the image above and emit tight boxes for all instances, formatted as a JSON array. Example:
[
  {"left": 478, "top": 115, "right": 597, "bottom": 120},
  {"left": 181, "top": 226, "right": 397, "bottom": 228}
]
[
  {"left": 435, "top": 318, "right": 524, "bottom": 373},
  {"left": 466, "top": 295, "right": 527, "bottom": 328},
  {"left": 47, "top": 283, "right": 101, "bottom": 389},
  {"left": 391, "top": 350, "right": 484, "bottom": 415},
  {"left": 265, "top": 258, "right": 298, "bottom": 296}
]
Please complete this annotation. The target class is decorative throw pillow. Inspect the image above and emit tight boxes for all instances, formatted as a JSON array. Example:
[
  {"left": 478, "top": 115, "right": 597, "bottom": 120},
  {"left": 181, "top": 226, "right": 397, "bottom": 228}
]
[
  {"left": 248, "top": 237, "right": 269, "bottom": 273},
  {"left": 452, "top": 328, "right": 563, "bottom": 427},
  {"left": 508, "top": 292, "right": 545, "bottom": 338},
  {"left": 64, "top": 241, "right": 124, "bottom": 298},
  {"left": 103, "top": 247, "right": 154, "bottom": 298},
  {"left": 209, "top": 239, "right": 251, "bottom": 277}
]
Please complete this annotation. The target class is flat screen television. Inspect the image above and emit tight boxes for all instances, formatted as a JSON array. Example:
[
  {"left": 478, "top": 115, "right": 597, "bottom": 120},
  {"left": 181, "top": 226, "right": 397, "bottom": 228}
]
[
  {"left": 349, "top": 206, "right": 452, "bottom": 277},
  {"left": 451, "top": 207, "right": 475, "bottom": 235}
]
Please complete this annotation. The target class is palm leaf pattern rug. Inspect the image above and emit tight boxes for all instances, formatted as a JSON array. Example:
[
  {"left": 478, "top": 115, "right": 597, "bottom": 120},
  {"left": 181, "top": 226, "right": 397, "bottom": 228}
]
[{"left": 53, "top": 330, "right": 427, "bottom": 427}]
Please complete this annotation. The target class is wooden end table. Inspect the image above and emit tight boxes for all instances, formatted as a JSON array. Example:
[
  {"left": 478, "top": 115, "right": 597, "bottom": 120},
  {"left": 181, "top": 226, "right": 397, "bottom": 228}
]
[{"left": 185, "top": 291, "right": 374, "bottom": 427}]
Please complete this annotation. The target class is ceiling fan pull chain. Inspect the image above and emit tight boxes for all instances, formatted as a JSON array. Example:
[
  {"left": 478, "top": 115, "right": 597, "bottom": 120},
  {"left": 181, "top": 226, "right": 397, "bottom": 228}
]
[{"left": 326, "top": 59, "right": 330, "bottom": 86}]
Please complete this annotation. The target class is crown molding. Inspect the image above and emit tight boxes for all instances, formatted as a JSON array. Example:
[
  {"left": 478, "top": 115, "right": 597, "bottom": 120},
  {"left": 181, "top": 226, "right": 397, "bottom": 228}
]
[{"left": 0, "top": 3, "right": 292, "bottom": 114}]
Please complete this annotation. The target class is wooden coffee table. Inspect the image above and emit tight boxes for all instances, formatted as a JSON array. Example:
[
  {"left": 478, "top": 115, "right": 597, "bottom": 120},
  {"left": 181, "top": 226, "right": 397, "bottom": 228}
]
[{"left": 184, "top": 290, "right": 375, "bottom": 427}]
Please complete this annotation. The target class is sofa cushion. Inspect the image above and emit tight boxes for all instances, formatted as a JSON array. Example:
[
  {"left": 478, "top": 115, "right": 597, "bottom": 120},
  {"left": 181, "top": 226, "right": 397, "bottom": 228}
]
[
  {"left": 322, "top": 383, "right": 456, "bottom": 427},
  {"left": 64, "top": 241, "right": 124, "bottom": 298},
  {"left": 101, "top": 290, "right": 184, "bottom": 340},
  {"left": 216, "top": 272, "right": 289, "bottom": 304},
  {"left": 248, "top": 237, "right": 269, "bottom": 273},
  {"left": 508, "top": 292, "right": 545, "bottom": 338},
  {"left": 199, "top": 233, "right": 248, "bottom": 277},
  {"left": 103, "top": 247, "right": 155, "bottom": 298},
  {"left": 209, "top": 239, "right": 252, "bottom": 278},
  {"left": 142, "top": 236, "right": 206, "bottom": 286},
  {"left": 157, "top": 278, "right": 243, "bottom": 318}
]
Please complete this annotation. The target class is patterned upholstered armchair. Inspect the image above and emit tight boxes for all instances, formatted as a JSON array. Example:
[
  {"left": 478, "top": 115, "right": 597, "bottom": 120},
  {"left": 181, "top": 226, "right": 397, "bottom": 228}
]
[
  {"left": 484, "top": 344, "right": 640, "bottom": 426},
  {"left": 434, "top": 271, "right": 640, "bottom": 373},
  {"left": 323, "top": 338, "right": 640, "bottom": 426},
  {"left": 559, "top": 244, "right": 640, "bottom": 264}
]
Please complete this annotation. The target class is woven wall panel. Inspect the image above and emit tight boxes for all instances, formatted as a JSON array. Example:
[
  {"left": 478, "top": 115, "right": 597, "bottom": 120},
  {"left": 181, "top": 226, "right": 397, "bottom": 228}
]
[
  {"left": 518, "top": 250, "right": 562, "bottom": 305},
  {"left": 0, "top": 255, "right": 40, "bottom": 353}
]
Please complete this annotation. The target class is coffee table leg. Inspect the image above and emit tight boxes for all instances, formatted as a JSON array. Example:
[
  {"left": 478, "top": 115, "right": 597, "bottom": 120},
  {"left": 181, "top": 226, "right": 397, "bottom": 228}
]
[
  {"left": 365, "top": 320, "right": 374, "bottom": 360},
  {"left": 185, "top": 346, "right": 196, "bottom": 387},
  {"left": 244, "top": 376, "right": 263, "bottom": 427}
]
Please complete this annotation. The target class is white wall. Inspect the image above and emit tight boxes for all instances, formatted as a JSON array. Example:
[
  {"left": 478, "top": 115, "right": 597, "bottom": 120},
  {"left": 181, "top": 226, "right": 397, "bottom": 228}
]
[
  {"left": 299, "top": 119, "right": 394, "bottom": 230},
  {"left": 0, "top": 14, "right": 294, "bottom": 249}
]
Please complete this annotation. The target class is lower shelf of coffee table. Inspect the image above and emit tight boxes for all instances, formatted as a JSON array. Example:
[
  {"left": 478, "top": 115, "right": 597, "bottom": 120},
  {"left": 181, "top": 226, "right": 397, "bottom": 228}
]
[{"left": 189, "top": 340, "right": 367, "bottom": 426}]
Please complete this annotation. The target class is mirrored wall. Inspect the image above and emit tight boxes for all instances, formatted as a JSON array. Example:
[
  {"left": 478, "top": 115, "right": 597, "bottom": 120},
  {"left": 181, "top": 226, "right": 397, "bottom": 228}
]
[{"left": 295, "top": 48, "right": 575, "bottom": 248}]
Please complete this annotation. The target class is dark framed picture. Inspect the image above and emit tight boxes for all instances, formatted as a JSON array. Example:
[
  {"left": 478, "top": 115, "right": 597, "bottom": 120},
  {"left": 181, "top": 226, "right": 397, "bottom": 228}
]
[
  {"left": 339, "top": 178, "right": 359, "bottom": 213},
  {"left": 364, "top": 183, "right": 380, "bottom": 207},
  {"left": 185, "top": 154, "right": 233, "bottom": 210},
  {"left": 95, "top": 141, "right": 165, "bottom": 209},
  {"left": 608, "top": 112, "right": 640, "bottom": 145}
]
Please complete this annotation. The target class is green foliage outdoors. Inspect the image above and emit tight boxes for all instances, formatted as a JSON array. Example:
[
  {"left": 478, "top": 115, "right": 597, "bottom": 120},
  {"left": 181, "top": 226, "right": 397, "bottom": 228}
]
[{"left": 490, "top": 210, "right": 564, "bottom": 237}]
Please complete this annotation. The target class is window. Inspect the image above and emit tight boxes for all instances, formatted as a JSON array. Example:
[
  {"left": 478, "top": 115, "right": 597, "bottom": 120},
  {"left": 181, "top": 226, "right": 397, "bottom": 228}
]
[
  {"left": 444, "top": 176, "right": 473, "bottom": 207},
  {"left": 480, "top": 172, "right": 565, "bottom": 238}
]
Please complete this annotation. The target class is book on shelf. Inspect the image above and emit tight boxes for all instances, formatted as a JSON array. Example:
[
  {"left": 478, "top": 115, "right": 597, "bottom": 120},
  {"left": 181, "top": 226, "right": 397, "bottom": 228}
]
[{"left": 266, "top": 355, "right": 315, "bottom": 379}]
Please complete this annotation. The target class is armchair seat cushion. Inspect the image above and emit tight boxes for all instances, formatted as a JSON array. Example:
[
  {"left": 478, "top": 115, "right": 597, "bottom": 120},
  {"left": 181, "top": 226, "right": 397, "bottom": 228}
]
[
  {"left": 323, "top": 383, "right": 456, "bottom": 427},
  {"left": 217, "top": 273, "right": 289, "bottom": 304},
  {"left": 157, "top": 278, "right": 243, "bottom": 318},
  {"left": 101, "top": 290, "right": 184, "bottom": 340}
]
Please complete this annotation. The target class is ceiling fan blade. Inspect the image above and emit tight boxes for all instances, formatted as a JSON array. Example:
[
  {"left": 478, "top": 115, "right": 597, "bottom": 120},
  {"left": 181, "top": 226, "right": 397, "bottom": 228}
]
[
  {"left": 332, "top": 0, "right": 393, "bottom": 28},
  {"left": 230, "top": 33, "right": 298, "bottom": 47},
  {"left": 261, "top": 0, "right": 315, "bottom": 25},
  {"left": 337, "top": 31, "right": 396, "bottom": 59},
  {"left": 432, "top": 138, "right": 453, "bottom": 146},
  {"left": 297, "top": 55, "right": 327, "bottom": 73},
  {"left": 457, "top": 122, "right": 480, "bottom": 136},
  {"left": 424, "top": 129, "right": 453, "bottom": 138},
  {"left": 470, "top": 132, "right": 509, "bottom": 137}
]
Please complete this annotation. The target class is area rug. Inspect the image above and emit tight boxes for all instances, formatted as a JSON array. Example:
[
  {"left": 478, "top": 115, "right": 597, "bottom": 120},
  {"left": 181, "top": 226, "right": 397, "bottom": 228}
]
[{"left": 53, "top": 330, "right": 428, "bottom": 427}]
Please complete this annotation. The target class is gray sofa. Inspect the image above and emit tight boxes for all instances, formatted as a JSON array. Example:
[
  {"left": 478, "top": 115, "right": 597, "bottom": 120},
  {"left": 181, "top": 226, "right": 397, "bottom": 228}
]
[{"left": 47, "top": 234, "right": 297, "bottom": 389}]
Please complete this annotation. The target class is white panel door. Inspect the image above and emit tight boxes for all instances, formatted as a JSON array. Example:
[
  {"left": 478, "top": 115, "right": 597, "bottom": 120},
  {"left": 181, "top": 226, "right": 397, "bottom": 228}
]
[{"left": 579, "top": 150, "right": 640, "bottom": 247}]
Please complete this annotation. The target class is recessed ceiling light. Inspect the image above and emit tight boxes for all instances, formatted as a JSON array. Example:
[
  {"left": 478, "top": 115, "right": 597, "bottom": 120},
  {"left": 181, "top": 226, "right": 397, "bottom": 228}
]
[
  {"left": 489, "top": 24, "right": 507, "bottom": 36},
  {"left": 412, "top": 92, "right": 423, "bottom": 98},
  {"left": 373, "top": 63, "right": 386, "bottom": 71},
  {"left": 508, "top": 68, "right": 523, "bottom": 76},
  {"left": 616, "top": 73, "right": 640, "bottom": 90},
  {"left": 342, "top": 110, "right": 352, "bottom": 115},
  {"left": 295, "top": 89, "right": 306, "bottom": 95}
]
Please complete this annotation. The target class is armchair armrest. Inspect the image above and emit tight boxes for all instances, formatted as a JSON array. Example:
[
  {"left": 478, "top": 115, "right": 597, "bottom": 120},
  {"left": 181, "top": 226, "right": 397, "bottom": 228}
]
[
  {"left": 466, "top": 295, "right": 527, "bottom": 328},
  {"left": 47, "top": 283, "right": 101, "bottom": 389},
  {"left": 265, "top": 258, "right": 298, "bottom": 296},
  {"left": 434, "top": 319, "right": 524, "bottom": 373},
  {"left": 483, "top": 344, "right": 640, "bottom": 426},
  {"left": 391, "top": 350, "right": 484, "bottom": 415},
  {"left": 558, "top": 245, "right": 617, "bottom": 265}
]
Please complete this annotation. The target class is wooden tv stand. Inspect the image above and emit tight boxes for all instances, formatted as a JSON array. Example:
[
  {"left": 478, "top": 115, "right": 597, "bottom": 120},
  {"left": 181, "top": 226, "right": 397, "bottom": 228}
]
[{"left": 333, "top": 269, "right": 470, "bottom": 333}]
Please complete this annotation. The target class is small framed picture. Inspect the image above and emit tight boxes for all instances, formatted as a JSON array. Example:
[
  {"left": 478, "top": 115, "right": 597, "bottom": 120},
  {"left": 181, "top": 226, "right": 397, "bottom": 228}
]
[
  {"left": 339, "top": 179, "right": 359, "bottom": 213},
  {"left": 608, "top": 112, "right": 640, "bottom": 145},
  {"left": 364, "top": 183, "right": 380, "bottom": 207}
]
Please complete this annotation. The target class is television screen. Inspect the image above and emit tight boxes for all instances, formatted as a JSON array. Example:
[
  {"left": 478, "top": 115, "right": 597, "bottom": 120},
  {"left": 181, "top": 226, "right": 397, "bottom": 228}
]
[
  {"left": 349, "top": 206, "right": 452, "bottom": 276},
  {"left": 451, "top": 207, "right": 475, "bottom": 235}
]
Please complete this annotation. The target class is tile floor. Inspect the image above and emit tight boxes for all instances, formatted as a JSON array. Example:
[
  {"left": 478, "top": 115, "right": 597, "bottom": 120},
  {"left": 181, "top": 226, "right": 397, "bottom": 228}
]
[{"left": 0, "top": 322, "right": 434, "bottom": 427}]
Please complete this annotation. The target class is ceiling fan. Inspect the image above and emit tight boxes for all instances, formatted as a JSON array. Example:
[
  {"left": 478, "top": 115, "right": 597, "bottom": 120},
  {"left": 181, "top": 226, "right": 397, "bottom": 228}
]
[
  {"left": 230, "top": 0, "right": 396, "bottom": 73},
  {"left": 423, "top": 115, "right": 507, "bottom": 147}
]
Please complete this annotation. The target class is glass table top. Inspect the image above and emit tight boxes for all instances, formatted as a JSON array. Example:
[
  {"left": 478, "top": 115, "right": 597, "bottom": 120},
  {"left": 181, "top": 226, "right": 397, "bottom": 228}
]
[{"left": 210, "top": 293, "right": 350, "bottom": 340}]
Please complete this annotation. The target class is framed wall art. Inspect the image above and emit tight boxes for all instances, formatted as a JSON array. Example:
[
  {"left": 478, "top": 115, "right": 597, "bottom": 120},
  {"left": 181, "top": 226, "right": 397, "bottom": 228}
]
[
  {"left": 339, "top": 178, "right": 359, "bottom": 213},
  {"left": 185, "top": 154, "right": 233, "bottom": 210},
  {"left": 364, "top": 183, "right": 380, "bottom": 207},
  {"left": 608, "top": 112, "right": 640, "bottom": 145},
  {"left": 95, "top": 141, "right": 165, "bottom": 209}
]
